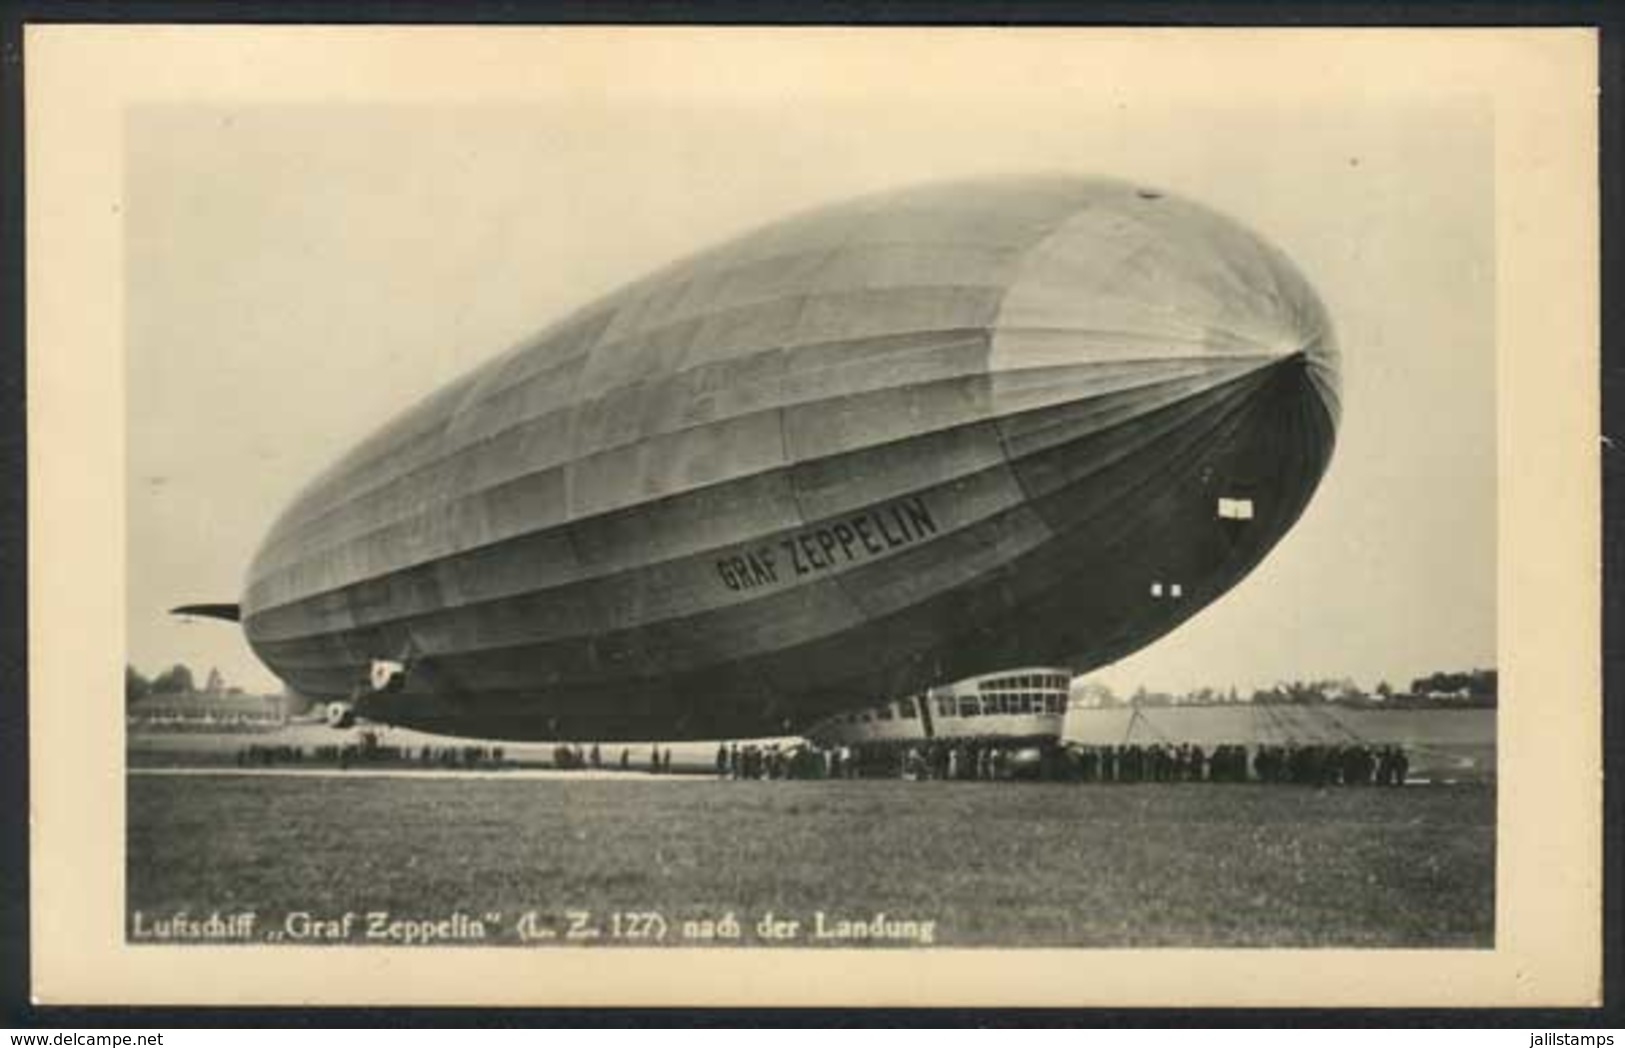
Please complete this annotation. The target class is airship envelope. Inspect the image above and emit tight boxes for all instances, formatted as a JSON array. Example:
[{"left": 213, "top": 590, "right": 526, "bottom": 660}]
[{"left": 236, "top": 176, "right": 1340, "bottom": 740}]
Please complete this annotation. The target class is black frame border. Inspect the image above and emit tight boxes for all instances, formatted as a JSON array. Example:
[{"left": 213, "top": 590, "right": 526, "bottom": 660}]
[{"left": 0, "top": 0, "right": 1617, "bottom": 1028}]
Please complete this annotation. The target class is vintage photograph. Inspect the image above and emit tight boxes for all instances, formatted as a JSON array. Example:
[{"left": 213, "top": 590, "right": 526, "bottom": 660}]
[{"left": 119, "top": 57, "right": 1500, "bottom": 953}]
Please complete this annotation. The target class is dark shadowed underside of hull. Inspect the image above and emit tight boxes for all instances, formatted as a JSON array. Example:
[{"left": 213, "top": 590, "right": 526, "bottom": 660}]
[{"left": 240, "top": 176, "right": 1340, "bottom": 741}]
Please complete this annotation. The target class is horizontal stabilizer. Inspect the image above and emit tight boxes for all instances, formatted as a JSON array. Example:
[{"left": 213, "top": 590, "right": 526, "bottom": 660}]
[{"left": 169, "top": 602, "right": 241, "bottom": 623}]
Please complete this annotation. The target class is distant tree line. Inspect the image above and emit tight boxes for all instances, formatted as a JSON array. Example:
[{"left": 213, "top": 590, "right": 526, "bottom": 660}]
[
  {"left": 125, "top": 662, "right": 196, "bottom": 705},
  {"left": 1409, "top": 669, "right": 1497, "bottom": 698},
  {"left": 1124, "top": 684, "right": 1249, "bottom": 708},
  {"left": 1085, "top": 669, "right": 1497, "bottom": 709},
  {"left": 1249, "top": 679, "right": 1367, "bottom": 706}
]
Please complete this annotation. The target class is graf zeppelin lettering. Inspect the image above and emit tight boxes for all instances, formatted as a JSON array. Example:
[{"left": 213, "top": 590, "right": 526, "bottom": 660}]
[{"left": 715, "top": 496, "right": 940, "bottom": 592}]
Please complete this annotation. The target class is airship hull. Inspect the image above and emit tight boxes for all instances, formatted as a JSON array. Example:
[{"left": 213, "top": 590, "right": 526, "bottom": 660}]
[{"left": 241, "top": 177, "right": 1339, "bottom": 741}]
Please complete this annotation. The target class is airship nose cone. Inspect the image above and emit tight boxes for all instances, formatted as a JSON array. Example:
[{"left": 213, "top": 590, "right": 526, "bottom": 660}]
[
  {"left": 989, "top": 182, "right": 1340, "bottom": 438},
  {"left": 1282, "top": 332, "right": 1342, "bottom": 431}
]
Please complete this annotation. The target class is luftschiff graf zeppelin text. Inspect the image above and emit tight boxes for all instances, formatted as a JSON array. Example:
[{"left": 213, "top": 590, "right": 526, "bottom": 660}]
[{"left": 129, "top": 908, "right": 939, "bottom": 945}]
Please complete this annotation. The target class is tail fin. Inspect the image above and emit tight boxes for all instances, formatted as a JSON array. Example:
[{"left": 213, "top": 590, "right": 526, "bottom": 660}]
[{"left": 169, "top": 603, "right": 241, "bottom": 623}]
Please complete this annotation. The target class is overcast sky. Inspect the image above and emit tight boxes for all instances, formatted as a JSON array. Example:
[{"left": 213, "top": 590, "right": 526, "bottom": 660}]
[{"left": 126, "top": 89, "right": 1495, "bottom": 698}]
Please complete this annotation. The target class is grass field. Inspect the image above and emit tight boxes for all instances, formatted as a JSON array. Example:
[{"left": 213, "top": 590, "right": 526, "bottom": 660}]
[{"left": 127, "top": 775, "right": 1494, "bottom": 948}]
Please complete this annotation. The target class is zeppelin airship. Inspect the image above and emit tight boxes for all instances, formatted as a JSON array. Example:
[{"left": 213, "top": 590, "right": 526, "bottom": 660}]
[{"left": 180, "top": 176, "right": 1341, "bottom": 741}]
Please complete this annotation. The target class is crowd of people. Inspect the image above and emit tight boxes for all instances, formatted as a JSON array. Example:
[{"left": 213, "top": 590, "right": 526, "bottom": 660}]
[
  {"left": 1056, "top": 742, "right": 1410, "bottom": 785},
  {"left": 1065, "top": 743, "right": 1252, "bottom": 783},
  {"left": 551, "top": 743, "right": 604, "bottom": 770},
  {"left": 232, "top": 736, "right": 678, "bottom": 773},
  {"left": 231, "top": 734, "right": 1412, "bottom": 786},
  {"left": 712, "top": 741, "right": 1035, "bottom": 780},
  {"left": 1250, "top": 743, "right": 1410, "bottom": 786},
  {"left": 709, "top": 740, "right": 1412, "bottom": 784},
  {"left": 549, "top": 742, "right": 680, "bottom": 772},
  {"left": 235, "top": 738, "right": 507, "bottom": 770},
  {"left": 715, "top": 742, "right": 830, "bottom": 780},
  {"left": 712, "top": 740, "right": 1190, "bottom": 782},
  {"left": 408, "top": 743, "right": 505, "bottom": 769}
]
